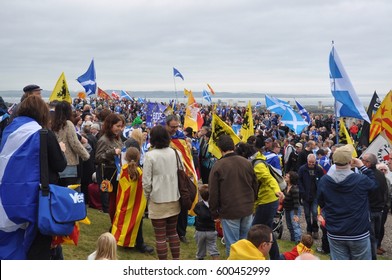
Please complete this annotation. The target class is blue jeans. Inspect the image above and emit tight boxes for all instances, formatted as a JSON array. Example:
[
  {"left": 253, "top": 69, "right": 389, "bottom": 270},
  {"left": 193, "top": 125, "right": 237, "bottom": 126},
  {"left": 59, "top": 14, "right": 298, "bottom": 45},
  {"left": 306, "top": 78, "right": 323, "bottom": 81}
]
[
  {"left": 302, "top": 200, "right": 319, "bottom": 233},
  {"left": 328, "top": 236, "right": 371, "bottom": 260},
  {"left": 252, "top": 200, "right": 280, "bottom": 260},
  {"left": 285, "top": 208, "right": 302, "bottom": 242},
  {"left": 221, "top": 214, "right": 252, "bottom": 256}
]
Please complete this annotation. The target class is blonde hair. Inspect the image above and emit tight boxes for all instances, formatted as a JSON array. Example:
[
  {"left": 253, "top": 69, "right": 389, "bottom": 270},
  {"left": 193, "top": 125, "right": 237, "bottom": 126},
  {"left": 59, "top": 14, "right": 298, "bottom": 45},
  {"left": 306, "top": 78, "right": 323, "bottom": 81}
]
[
  {"left": 130, "top": 128, "right": 144, "bottom": 148},
  {"left": 94, "top": 232, "right": 118, "bottom": 260},
  {"left": 125, "top": 147, "right": 141, "bottom": 181}
]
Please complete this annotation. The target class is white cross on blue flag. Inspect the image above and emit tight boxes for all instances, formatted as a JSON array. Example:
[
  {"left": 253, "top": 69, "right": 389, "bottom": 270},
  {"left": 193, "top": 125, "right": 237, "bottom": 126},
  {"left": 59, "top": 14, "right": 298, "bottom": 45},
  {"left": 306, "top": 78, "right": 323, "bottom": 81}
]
[{"left": 329, "top": 46, "right": 370, "bottom": 123}]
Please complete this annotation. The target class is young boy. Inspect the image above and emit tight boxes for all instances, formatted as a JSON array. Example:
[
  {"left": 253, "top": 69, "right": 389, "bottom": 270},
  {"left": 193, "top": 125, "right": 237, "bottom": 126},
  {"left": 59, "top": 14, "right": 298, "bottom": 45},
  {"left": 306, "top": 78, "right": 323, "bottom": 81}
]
[{"left": 193, "top": 184, "right": 220, "bottom": 260}]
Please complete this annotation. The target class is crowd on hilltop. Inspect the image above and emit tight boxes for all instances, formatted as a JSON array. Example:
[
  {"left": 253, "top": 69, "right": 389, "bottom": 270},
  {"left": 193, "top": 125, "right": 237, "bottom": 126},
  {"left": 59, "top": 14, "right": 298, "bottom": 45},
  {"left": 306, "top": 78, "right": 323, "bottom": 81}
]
[{"left": 0, "top": 85, "right": 390, "bottom": 261}]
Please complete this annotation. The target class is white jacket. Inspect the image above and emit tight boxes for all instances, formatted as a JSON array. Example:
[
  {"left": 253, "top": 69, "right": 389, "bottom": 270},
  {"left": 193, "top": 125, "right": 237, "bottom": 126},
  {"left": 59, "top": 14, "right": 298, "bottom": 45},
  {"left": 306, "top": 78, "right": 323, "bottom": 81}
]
[{"left": 142, "top": 147, "right": 181, "bottom": 203}]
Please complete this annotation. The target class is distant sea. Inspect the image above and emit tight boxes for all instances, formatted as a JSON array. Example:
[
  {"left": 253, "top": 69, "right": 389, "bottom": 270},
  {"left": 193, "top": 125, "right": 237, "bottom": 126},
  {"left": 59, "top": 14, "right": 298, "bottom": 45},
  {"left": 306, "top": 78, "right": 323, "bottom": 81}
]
[{"left": 0, "top": 90, "right": 374, "bottom": 108}]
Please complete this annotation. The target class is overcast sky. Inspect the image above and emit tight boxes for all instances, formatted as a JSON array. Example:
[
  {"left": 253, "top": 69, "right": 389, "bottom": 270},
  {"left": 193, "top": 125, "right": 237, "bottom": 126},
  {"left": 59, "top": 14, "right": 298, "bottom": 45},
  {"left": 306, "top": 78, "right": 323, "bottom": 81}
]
[{"left": 1, "top": 0, "right": 391, "bottom": 97}]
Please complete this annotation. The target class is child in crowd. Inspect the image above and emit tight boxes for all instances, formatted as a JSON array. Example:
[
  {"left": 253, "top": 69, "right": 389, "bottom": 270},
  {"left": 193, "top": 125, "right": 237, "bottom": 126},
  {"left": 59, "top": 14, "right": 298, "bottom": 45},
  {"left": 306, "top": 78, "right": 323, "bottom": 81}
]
[
  {"left": 193, "top": 184, "right": 220, "bottom": 260},
  {"left": 87, "top": 172, "right": 102, "bottom": 210},
  {"left": 87, "top": 232, "right": 118, "bottom": 260},
  {"left": 280, "top": 234, "right": 314, "bottom": 260}
]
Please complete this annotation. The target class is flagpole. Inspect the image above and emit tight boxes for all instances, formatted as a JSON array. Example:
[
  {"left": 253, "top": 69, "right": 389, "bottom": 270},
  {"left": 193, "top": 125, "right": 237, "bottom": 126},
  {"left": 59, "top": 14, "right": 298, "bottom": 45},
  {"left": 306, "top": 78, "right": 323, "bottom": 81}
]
[
  {"left": 332, "top": 40, "right": 339, "bottom": 144},
  {"left": 173, "top": 76, "right": 178, "bottom": 104}
]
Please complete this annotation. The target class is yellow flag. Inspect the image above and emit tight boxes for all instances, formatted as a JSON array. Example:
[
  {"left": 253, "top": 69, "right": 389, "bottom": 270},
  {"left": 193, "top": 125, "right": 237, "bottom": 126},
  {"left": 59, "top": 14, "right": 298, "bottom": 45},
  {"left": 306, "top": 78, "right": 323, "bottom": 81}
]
[
  {"left": 184, "top": 89, "right": 199, "bottom": 132},
  {"left": 241, "top": 101, "right": 254, "bottom": 142},
  {"left": 339, "top": 118, "right": 357, "bottom": 157},
  {"left": 370, "top": 90, "right": 392, "bottom": 143},
  {"left": 49, "top": 72, "right": 72, "bottom": 103},
  {"left": 208, "top": 113, "right": 241, "bottom": 159}
]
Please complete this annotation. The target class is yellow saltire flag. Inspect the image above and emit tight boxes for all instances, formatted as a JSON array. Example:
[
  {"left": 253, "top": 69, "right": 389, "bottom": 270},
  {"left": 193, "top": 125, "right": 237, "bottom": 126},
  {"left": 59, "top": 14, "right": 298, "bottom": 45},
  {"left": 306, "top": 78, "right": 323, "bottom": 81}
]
[
  {"left": 184, "top": 89, "right": 199, "bottom": 132},
  {"left": 339, "top": 118, "right": 358, "bottom": 157},
  {"left": 370, "top": 90, "right": 392, "bottom": 143},
  {"left": 241, "top": 101, "right": 254, "bottom": 142},
  {"left": 49, "top": 72, "right": 72, "bottom": 103},
  {"left": 208, "top": 113, "right": 241, "bottom": 159}
]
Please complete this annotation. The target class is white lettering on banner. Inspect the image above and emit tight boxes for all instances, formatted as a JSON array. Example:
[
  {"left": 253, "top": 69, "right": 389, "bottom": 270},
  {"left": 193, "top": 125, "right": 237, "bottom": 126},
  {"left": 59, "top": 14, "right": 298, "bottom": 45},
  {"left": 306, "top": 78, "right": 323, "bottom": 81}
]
[{"left": 69, "top": 193, "right": 84, "bottom": 204}]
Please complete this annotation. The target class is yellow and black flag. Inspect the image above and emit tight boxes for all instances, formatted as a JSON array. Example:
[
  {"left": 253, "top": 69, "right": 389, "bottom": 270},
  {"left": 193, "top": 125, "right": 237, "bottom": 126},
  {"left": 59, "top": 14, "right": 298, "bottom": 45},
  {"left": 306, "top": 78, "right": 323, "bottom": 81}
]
[
  {"left": 208, "top": 113, "right": 241, "bottom": 159},
  {"left": 339, "top": 118, "right": 358, "bottom": 157},
  {"left": 241, "top": 101, "right": 254, "bottom": 142},
  {"left": 49, "top": 72, "right": 72, "bottom": 103}
]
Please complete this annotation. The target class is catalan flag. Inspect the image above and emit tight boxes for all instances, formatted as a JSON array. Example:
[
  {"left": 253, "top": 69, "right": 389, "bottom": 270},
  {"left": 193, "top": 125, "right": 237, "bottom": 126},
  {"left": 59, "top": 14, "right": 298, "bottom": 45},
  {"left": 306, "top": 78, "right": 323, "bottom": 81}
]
[
  {"left": 111, "top": 166, "right": 146, "bottom": 247},
  {"left": 370, "top": 90, "right": 392, "bottom": 143},
  {"left": 171, "top": 137, "right": 198, "bottom": 214},
  {"left": 207, "top": 83, "right": 215, "bottom": 95}
]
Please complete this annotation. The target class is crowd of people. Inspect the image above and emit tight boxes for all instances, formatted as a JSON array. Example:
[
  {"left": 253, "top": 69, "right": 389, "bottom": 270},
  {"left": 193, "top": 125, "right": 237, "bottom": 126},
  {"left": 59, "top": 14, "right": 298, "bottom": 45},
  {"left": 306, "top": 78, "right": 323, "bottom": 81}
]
[{"left": 0, "top": 84, "right": 391, "bottom": 261}]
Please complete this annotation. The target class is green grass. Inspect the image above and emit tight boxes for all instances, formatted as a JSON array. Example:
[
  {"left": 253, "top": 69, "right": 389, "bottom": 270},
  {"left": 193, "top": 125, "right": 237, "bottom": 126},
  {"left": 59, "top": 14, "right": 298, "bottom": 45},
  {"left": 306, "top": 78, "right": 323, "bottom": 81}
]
[{"left": 63, "top": 207, "right": 389, "bottom": 260}]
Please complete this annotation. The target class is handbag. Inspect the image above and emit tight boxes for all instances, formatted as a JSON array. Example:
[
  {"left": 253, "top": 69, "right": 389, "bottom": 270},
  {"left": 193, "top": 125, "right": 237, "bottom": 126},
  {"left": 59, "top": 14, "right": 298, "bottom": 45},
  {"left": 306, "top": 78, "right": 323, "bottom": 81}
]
[
  {"left": 99, "top": 164, "right": 116, "bottom": 192},
  {"left": 252, "top": 159, "right": 287, "bottom": 191},
  {"left": 38, "top": 129, "right": 87, "bottom": 236},
  {"left": 173, "top": 149, "right": 197, "bottom": 210}
]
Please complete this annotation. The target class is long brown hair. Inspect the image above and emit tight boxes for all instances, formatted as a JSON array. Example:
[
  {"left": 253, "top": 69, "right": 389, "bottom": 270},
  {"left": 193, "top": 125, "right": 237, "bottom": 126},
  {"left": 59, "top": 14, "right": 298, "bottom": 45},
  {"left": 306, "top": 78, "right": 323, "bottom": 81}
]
[
  {"left": 51, "top": 101, "right": 73, "bottom": 132},
  {"left": 17, "top": 95, "right": 49, "bottom": 128},
  {"left": 100, "top": 113, "right": 122, "bottom": 140},
  {"left": 125, "top": 147, "right": 140, "bottom": 181}
]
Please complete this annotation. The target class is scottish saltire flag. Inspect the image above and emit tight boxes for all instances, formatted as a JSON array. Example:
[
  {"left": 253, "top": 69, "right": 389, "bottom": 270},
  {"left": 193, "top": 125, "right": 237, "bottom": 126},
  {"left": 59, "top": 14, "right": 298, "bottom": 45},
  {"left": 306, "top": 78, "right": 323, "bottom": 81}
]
[
  {"left": 173, "top": 67, "right": 184, "bottom": 80},
  {"left": 120, "top": 90, "right": 133, "bottom": 101},
  {"left": 137, "top": 97, "right": 145, "bottom": 104},
  {"left": 329, "top": 46, "right": 370, "bottom": 123},
  {"left": 77, "top": 59, "right": 96, "bottom": 96},
  {"left": 0, "top": 116, "right": 41, "bottom": 259},
  {"left": 255, "top": 101, "right": 262, "bottom": 108},
  {"left": 295, "top": 99, "right": 311, "bottom": 124},
  {"left": 281, "top": 108, "right": 308, "bottom": 135},
  {"left": 265, "top": 95, "right": 307, "bottom": 135},
  {"left": 202, "top": 89, "right": 212, "bottom": 103},
  {"left": 265, "top": 94, "right": 291, "bottom": 116}
]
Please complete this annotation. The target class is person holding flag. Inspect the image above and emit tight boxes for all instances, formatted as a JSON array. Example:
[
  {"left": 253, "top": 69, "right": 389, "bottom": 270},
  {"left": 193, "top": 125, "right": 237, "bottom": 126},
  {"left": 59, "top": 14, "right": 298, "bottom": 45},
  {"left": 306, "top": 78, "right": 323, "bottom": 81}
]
[{"left": 166, "top": 115, "right": 197, "bottom": 243}]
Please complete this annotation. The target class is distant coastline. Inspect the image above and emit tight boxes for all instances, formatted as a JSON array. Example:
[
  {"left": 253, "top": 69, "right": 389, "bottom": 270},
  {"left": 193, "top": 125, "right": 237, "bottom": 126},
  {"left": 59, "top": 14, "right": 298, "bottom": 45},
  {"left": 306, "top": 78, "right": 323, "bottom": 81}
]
[{"left": 0, "top": 90, "right": 372, "bottom": 112}]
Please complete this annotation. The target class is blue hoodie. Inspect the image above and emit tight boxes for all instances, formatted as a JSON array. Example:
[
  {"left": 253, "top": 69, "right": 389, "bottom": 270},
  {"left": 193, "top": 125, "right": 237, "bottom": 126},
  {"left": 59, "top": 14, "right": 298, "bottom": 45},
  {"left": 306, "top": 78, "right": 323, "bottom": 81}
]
[{"left": 317, "top": 166, "right": 377, "bottom": 240}]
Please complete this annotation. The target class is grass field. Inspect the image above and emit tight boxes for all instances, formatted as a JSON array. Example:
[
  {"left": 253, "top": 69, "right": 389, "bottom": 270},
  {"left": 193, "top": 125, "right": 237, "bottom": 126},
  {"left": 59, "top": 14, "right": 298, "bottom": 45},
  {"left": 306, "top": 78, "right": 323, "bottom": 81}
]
[{"left": 63, "top": 207, "right": 336, "bottom": 260}]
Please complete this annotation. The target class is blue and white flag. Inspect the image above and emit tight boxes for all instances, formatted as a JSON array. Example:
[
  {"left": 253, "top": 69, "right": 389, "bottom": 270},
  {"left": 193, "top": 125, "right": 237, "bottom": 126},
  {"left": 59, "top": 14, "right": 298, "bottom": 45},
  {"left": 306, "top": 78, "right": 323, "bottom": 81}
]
[
  {"left": 0, "top": 116, "right": 41, "bottom": 259},
  {"left": 329, "top": 46, "right": 370, "bottom": 123},
  {"left": 265, "top": 94, "right": 291, "bottom": 116},
  {"left": 146, "top": 102, "right": 167, "bottom": 128},
  {"left": 173, "top": 67, "right": 184, "bottom": 80},
  {"left": 77, "top": 59, "right": 96, "bottom": 96},
  {"left": 281, "top": 107, "right": 309, "bottom": 135},
  {"left": 265, "top": 95, "right": 307, "bottom": 135},
  {"left": 0, "top": 113, "right": 9, "bottom": 124},
  {"left": 255, "top": 101, "right": 262, "bottom": 108},
  {"left": 202, "top": 89, "right": 212, "bottom": 103},
  {"left": 295, "top": 99, "right": 311, "bottom": 124},
  {"left": 120, "top": 90, "right": 133, "bottom": 101}
]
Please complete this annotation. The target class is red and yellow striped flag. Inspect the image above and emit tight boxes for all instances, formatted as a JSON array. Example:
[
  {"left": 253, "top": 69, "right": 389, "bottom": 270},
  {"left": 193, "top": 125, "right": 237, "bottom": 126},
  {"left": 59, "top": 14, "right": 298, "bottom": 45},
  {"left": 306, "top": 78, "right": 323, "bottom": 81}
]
[
  {"left": 97, "top": 87, "right": 112, "bottom": 100},
  {"left": 111, "top": 166, "right": 146, "bottom": 247},
  {"left": 370, "top": 90, "right": 392, "bottom": 143},
  {"left": 207, "top": 84, "right": 215, "bottom": 95}
]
